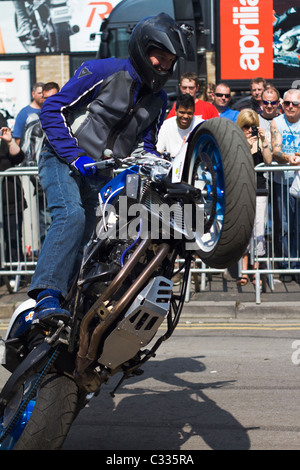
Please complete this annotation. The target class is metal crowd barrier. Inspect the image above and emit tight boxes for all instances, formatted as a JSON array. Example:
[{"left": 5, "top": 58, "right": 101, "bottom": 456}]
[
  {"left": 1, "top": 165, "right": 300, "bottom": 305},
  {"left": 180, "top": 164, "right": 300, "bottom": 304},
  {"left": 0, "top": 167, "right": 43, "bottom": 292},
  {"left": 241, "top": 163, "right": 300, "bottom": 304}
]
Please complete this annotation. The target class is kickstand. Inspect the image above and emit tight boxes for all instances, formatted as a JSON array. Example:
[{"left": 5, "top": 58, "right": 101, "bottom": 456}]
[
  {"left": 110, "top": 367, "right": 144, "bottom": 397},
  {"left": 110, "top": 373, "right": 128, "bottom": 397}
]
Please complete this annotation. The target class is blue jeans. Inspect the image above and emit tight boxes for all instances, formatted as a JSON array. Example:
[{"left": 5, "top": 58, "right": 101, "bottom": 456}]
[
  {"left": 274, "top": 181, "right": 300, "bottom": 269},
  {"left": 28, "top": 146, "right": 109, "bottom": 299}
]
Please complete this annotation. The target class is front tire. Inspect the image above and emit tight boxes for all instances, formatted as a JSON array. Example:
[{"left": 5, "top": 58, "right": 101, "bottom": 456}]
[{"left": 183, "top": 118, "right": 256, "bottom": 268}]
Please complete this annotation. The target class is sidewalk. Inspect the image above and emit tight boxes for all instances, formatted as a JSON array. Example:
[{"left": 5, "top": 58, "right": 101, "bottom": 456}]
[
  {"left": 0, "top": 282, "right": 29, "bottom": 319},
  {"left": 0, "top": 269, "right": 300, "bottom": 321},
  {"left": 183, "top": 268, "right": 300, "bottom": 320}
]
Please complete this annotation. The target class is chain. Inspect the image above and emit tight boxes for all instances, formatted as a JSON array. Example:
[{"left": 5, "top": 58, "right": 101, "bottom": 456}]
[{"left": 0, "top": 348, "right": 59, "bottom": 444}]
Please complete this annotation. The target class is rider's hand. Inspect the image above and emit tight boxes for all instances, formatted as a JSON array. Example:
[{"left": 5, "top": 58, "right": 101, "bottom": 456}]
[{"left": 70, "top": 156, "right": 97, "bottom": 176}]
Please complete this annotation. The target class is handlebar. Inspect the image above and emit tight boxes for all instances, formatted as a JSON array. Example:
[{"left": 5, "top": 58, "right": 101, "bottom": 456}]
[
  {"left": 83, "top": 151, "right": 172, "bottom": 173},
  {"left": 83, "top": 158, "right": 116, "bottom": 170},
  {"left": 79, "top": 150, "right": 201, "bottom": 202}
]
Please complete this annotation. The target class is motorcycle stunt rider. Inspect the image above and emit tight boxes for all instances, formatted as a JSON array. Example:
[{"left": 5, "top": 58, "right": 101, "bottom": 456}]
[{"left": 28, "top": 12, "right": 194, "bottom": 323}]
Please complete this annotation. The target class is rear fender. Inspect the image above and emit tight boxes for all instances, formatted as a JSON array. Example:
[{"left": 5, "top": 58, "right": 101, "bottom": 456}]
[
  {"left": 2, "top": 299, "right": 36, "bottom": 373},
  {"left": 5, "top": 299, "right": 36, "bottom": 341},
  {"left": 0, "top": 341, "right": 55, "bottom": 415}
]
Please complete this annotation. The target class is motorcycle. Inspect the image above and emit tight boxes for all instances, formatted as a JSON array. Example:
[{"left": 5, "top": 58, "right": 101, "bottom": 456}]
[
  {"left": 15, "top": 0, "right": 79, "bottom": 53},
  {"left": 273, "top": 24, "right": 300, "bottom": 68},
  {"left": 0, "top": 117, "right": 256, "bottom": 450}
]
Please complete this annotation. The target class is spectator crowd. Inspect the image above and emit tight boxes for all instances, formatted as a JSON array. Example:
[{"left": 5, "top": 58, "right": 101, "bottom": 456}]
[{"left": 155, "top": 74, "right": 300, "bottom": 287}]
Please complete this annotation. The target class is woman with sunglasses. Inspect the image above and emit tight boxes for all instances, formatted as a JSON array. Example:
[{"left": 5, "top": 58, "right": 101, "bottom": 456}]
[{"left": 236, "top": 108, "right": 272, "bottom": 286}]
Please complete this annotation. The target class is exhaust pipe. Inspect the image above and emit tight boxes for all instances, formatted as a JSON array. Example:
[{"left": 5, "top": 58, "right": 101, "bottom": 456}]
[
  {"left": 75, "top": 242, "right": 170, "bottom": 377},
  {"left": 76, "top": 238, "right": 151, "bottom": 369}
]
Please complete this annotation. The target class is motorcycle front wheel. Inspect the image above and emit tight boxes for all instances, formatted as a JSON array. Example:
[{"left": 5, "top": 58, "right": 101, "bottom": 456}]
[{"left": 182, "top": 117, "right": 256, "bottom": 269}]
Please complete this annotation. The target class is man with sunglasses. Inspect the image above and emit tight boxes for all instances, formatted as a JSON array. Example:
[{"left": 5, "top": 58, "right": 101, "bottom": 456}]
[
  {"left": 259, "top": 86, "right": 281, "bottom": 144},
  {"left": 271, "top": 89, "right": 300, "bottom": 165},
  {"left": 212, "top": 82, "right": 239, "bottom": 122},
  {"left": 258, "top": 86, "right": 281, "bottom": 268},
  {"left": 271, "top": 88, "right": 300, "bottom": 281}
]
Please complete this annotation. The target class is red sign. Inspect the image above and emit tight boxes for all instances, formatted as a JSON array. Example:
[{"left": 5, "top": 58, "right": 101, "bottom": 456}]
[
  {"left": 86, "top": 2, "right": 114, "bottom": 27},
  {"left": 220, "top": 0, "right": 274, "bottom": 79}
]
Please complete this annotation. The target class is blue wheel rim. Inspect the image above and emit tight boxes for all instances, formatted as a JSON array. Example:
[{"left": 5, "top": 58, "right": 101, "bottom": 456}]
[
  {"left": 188, "top": 133, "right": 225, "bottom": 252},
  {"left": 0, "top": 400, "right": 35, "bottom": 450}
]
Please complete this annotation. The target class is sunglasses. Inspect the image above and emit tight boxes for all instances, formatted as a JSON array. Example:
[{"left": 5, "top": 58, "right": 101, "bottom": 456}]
[
  {"left": 283, "top": 101, "right": 300, "bottom": 107},
  {"left": 263, "top": 100, "right": 278, "bottom": 106},
  {"left": 215, "top": 93, "right": 231, "bottom": 98}
]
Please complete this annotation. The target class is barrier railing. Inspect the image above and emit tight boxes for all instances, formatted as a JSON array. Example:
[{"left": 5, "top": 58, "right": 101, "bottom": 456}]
[
  {"left": 1, "top": 165, "right": 300, "bottom": 305},
  {"left": 0, "top": 167, "right": 41, "bottom": 292},
  {"left": 180, "top": 164, "right": 300, "bottom": 304},
  {"left": 241, "top": 163, "right": 300, "bottom": 304}
]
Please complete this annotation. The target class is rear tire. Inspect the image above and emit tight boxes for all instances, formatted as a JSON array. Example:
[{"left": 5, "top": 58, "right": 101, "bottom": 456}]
[
  {"left": 183, "top": 118, "right": 256, "bottom": 268},
  {"left": 14, "top": 373, "right": 79, "bottom": 450}
]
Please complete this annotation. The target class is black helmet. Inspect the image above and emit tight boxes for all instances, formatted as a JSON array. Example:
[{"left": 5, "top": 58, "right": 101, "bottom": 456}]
[{"left": 128, "top": 12, "right": 194, "bottom": 93}]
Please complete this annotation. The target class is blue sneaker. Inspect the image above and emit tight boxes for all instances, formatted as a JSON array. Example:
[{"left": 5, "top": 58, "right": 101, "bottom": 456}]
[{"left": 33, "top": 289, "right": 71, "bottom": 324}]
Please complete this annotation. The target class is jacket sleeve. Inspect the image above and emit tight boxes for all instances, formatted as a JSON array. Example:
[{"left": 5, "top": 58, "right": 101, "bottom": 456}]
[{"left": 39, "top": 59, "right": 118, "bottom": 164}]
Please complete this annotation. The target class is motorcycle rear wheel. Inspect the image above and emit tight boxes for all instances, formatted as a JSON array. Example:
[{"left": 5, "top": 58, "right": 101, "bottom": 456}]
[
  {"left": 8, "top": 373, "right": 79, "bottom": 450},
  {"left": 182, "top": 117, "right": 256, "bottom": 269}
]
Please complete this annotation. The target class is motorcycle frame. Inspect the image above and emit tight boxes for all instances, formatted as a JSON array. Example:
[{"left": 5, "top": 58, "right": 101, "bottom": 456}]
[
  {"left": 70, "top": 157, "right": 195, "bottom": 389},
  {"left": 3, "top": 151, "right": 194, "bottom": 384}
]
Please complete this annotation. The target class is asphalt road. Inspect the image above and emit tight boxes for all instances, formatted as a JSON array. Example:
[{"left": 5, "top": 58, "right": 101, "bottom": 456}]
[{"left": 1, "top": 321, "right": 300, "bottom": 451}]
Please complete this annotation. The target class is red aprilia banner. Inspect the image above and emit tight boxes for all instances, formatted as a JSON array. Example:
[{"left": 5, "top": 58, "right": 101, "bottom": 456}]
[{"left": 220, "top": 0, "right": 274, "bottom": 79}]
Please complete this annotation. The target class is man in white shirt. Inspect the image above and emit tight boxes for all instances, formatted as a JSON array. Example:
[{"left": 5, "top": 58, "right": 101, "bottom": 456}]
[{"left": 157, "top": 94, "right": 203, "bottom": 157}]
